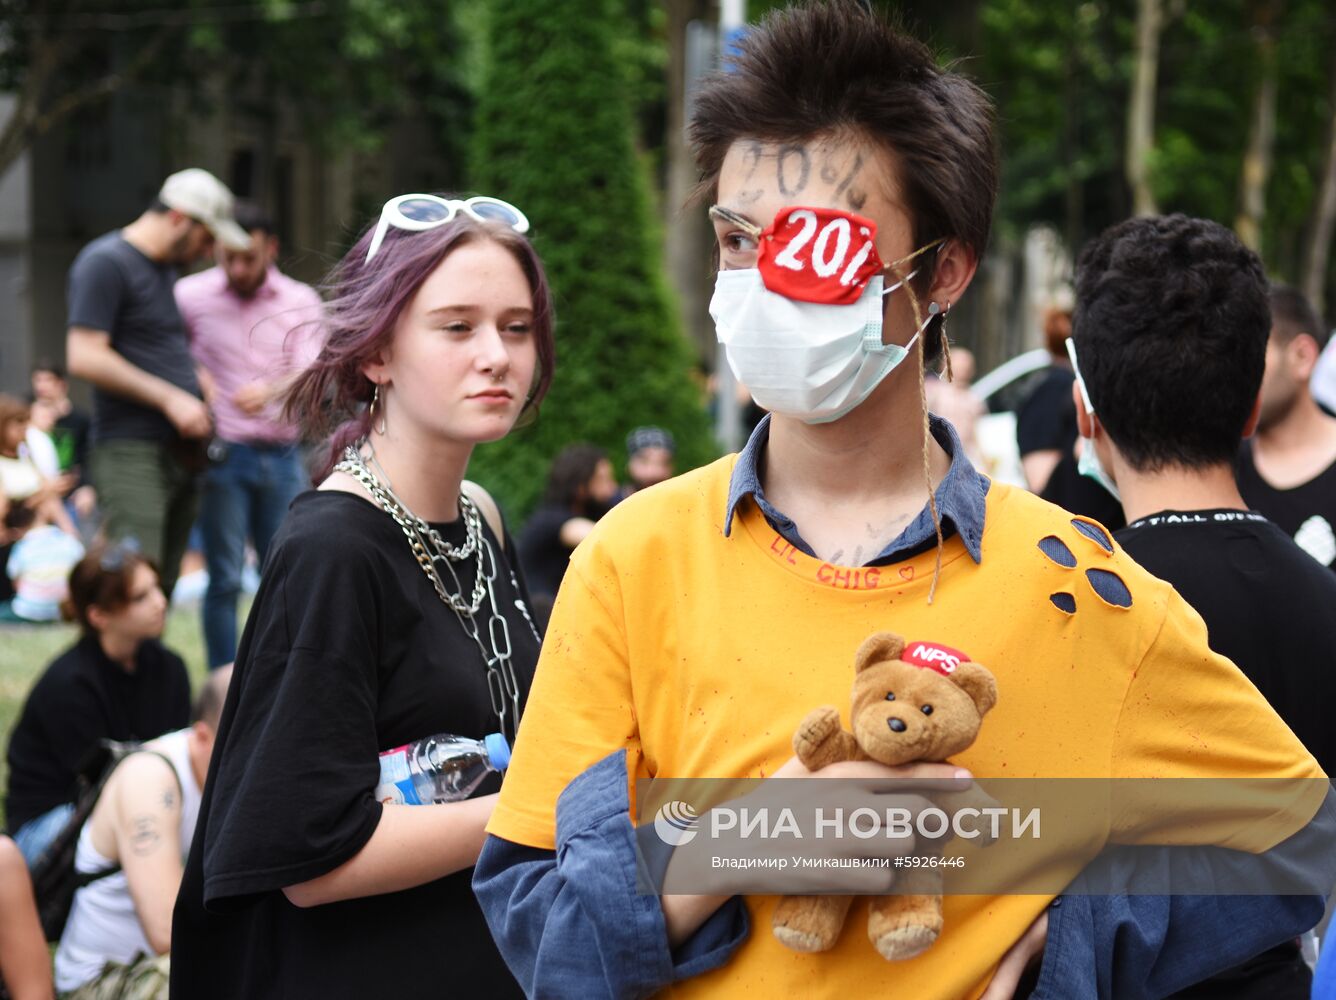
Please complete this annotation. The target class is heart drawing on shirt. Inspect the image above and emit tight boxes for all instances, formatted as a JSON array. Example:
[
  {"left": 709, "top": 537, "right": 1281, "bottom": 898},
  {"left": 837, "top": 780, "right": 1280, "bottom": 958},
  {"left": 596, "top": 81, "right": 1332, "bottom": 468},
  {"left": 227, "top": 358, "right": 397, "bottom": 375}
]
[{"left": 898, "top": 565, "right": 914, "bottom": 581}]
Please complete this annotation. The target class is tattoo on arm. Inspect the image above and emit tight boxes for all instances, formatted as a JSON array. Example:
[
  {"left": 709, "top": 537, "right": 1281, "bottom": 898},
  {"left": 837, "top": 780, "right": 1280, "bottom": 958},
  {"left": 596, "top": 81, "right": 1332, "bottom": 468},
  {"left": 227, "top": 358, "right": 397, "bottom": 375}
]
[
  {"left": 129, "top": 815, "right": 163, "bottom": 857},
  {"left": 160, "top": 788, "right": 176, "bottom": 811}
]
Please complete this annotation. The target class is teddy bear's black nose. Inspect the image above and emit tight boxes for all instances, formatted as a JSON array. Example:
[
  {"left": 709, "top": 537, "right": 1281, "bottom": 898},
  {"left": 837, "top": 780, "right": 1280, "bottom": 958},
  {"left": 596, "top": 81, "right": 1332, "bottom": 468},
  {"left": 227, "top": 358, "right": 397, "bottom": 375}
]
[{"left": 887, "top": 717, "right": 907, "bottom": 733}]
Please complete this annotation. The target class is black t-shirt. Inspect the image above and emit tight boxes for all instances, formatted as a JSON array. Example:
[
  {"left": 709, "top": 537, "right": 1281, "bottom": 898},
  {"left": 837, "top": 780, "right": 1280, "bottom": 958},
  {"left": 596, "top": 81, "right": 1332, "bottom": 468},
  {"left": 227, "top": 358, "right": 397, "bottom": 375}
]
[
  {"left": 518, "top": 502, "right": 576, "bottom": 601},
  {"left": 66, "top": 232, "right": 201, "bottom": 443},
  {"left": 1237, "top": 440, "right": 1336, "bottom": 572},
  {"left": 171, "top": 490, "right": 540, "bottom": 999},
  {"left": 1115, "top": 508, "right": 1336, "bottom": 773},
  {"left": 1016, "top": 364, "right": 1077, "bottom": 457},
  {"left": 5, "top": 635, "right": 190, "bottom": 832}
]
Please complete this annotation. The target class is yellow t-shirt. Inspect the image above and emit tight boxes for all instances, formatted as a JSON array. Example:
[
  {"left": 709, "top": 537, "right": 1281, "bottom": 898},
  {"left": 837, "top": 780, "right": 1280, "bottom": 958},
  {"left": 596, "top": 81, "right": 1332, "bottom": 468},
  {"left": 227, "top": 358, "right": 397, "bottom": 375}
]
[{"left": 490, "top": 457, "right": 1324, "bottom": 999}]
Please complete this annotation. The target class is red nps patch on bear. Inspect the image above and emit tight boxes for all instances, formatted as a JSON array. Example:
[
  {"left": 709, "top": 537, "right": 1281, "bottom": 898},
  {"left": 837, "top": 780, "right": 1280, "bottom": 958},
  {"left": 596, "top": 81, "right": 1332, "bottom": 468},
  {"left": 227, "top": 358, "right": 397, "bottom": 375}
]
[
  {"left": 903, "top": 641, "right": 970, "bottom": 676},
  {"left": 757, "top": 206, "right": 884, "bottom": 305}
]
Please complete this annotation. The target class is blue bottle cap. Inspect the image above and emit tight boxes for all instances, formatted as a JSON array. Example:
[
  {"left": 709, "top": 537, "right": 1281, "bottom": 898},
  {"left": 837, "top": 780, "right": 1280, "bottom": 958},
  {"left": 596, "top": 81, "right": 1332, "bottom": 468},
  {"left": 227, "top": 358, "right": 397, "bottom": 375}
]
[{"left": 484, "top": 732, "right": 511, "bottom": 771}]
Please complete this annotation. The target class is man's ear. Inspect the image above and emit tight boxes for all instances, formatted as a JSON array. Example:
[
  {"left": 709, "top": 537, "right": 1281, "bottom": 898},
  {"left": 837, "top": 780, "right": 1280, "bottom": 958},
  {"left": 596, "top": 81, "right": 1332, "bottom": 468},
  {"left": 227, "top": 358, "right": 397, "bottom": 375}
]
[
  {"left": 1073, "top": 381, "right": 1094, "bottom": 439},
  {"left": 164, "top": 209, "right": 192, "bottom": 234},
  {"left": 854, "top": 632, "right": 905, "bottom": 673},
  {"left": 927, "top": 239, "right": 979, "bottom": 311},
  {"left": 1294, "top": 332, "right": 1322, "bottom": 381},
  {"left": 1243, "top": 394, "right": 1262, "bottom": 438},
  {"left": 950, "top": 661, "right": 998, "bottom": 716}
]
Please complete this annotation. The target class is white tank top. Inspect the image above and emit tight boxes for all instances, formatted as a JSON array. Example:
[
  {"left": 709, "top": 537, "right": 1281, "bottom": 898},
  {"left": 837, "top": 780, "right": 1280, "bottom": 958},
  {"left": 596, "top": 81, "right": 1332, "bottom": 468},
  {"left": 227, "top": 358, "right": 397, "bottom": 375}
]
[{"left": 53, "top": 730, "right": 202, "bottom": 992}]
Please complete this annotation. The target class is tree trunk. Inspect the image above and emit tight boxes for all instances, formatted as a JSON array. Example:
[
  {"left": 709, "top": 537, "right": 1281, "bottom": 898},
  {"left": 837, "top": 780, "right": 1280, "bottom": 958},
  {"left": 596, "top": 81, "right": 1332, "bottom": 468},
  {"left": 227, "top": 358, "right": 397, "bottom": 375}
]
[
  {"left": 1302, "top": 55, "right": 1336, "bottom": 316},
  {"left": 663, "top": 0, "right": 713, "bottom": 362},
  {"left": 1125, "top": 0, "right": 1162, "bottom": 217},
  {"left": 1235, "top": 0, "right": 1282, "bottom": 252}
]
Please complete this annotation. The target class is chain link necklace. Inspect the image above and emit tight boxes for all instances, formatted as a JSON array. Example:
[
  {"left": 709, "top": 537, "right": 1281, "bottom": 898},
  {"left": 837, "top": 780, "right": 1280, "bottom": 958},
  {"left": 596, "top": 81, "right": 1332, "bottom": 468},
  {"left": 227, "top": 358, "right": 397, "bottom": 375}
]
[{"left": 334, "top": 442, "right": 537, "bottom": 743}]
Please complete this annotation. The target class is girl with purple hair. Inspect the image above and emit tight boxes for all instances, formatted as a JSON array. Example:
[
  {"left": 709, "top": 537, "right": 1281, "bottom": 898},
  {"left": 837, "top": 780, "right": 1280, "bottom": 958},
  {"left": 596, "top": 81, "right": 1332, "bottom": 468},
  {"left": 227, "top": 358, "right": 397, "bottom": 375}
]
[{"left": 171, "top": 195, "right": 554, "bottom": 998}]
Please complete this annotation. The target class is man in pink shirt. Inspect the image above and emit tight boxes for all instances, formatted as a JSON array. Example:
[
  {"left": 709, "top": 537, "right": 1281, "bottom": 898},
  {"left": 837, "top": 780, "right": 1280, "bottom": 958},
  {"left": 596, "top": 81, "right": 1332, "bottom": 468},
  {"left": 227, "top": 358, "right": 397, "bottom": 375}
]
[{"left": 175, "top": 202, "right": 323, "bottom": 668}]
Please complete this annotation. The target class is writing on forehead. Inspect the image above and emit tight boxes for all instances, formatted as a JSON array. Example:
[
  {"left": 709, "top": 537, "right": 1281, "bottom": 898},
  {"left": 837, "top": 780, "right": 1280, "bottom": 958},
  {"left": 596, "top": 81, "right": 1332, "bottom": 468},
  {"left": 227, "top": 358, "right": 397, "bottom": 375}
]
[
  {"left": 776, "top": 145, "right": 810, "bottom": 198},
  {"left": 734, "top": 142, "right": 869, "bottom": 212},
  {"left": 757, "top": 205, "right": 884, "bottom": 305}
]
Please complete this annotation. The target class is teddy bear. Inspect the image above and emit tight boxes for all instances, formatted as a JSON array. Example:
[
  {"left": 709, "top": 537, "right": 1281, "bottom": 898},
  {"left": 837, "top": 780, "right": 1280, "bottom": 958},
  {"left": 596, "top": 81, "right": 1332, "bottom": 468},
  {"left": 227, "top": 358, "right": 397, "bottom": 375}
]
[{"left": 772, "top": 631, "right": 998, "bottom": 961}]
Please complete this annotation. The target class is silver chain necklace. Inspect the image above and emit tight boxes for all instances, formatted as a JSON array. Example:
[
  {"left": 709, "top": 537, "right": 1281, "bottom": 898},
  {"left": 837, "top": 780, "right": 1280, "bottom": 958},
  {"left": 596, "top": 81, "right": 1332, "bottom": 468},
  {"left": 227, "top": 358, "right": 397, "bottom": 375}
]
[{"left": 333, "top": 443, "right": 537, "bottom": 742}]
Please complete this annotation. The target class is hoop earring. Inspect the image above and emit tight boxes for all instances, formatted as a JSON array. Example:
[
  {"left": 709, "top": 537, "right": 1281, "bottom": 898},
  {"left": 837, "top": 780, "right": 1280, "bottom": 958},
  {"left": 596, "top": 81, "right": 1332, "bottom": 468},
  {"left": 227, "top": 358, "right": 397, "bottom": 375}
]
[{"left": 369, "top": 383, "right": 387, "bottom": 435}]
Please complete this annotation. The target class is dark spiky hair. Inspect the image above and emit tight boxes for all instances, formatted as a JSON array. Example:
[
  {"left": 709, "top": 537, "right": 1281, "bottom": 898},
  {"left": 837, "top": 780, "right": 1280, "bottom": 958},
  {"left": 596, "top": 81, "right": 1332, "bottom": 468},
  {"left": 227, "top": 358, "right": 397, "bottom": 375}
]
[{"left": 688, "top": 0, "right": 997, "bottom": 260}]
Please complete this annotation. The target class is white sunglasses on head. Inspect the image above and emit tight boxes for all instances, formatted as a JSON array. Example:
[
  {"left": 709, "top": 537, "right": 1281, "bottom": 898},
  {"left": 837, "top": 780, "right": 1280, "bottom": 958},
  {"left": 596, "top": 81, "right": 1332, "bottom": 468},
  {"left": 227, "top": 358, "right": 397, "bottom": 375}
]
[{"left": 365, "top": 193, "right": 530, "bottom": 262}]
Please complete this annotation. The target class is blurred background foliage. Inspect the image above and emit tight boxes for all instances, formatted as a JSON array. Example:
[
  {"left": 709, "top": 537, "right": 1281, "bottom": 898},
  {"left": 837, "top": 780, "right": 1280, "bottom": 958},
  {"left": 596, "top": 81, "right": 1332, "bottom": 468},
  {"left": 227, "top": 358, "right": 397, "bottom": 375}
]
[
  {"left": 467, "top": 0, "right": 715, "bottom": 517},
  {"left": 1, "top": 0, "right": 1335, "bottom": 518}
]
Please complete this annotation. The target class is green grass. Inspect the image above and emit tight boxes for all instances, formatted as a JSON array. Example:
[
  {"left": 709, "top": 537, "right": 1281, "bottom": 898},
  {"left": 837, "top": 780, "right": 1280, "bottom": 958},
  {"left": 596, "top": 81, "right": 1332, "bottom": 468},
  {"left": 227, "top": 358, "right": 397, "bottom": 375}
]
[{"left": 0, "top": 605, "right": 219, "bottom": 832}]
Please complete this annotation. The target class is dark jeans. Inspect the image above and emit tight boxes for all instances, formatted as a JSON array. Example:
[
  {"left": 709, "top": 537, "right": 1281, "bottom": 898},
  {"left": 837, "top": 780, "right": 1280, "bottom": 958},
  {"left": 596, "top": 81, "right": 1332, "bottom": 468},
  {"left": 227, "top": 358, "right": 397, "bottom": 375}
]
[{"left": 200, "top": 440, "right": 305, "bottom": 667}]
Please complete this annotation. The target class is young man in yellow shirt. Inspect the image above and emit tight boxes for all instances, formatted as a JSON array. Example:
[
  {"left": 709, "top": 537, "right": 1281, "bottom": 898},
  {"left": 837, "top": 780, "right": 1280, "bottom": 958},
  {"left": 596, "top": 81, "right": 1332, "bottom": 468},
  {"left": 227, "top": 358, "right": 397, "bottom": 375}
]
[{"left": 475, "top": 4, "right": 1332, "bottom": 997}]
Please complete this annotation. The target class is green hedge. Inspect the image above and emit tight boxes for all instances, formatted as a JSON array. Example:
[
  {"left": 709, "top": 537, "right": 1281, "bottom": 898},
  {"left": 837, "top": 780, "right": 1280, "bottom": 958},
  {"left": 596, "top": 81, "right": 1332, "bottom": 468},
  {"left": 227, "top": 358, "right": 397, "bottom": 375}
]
[{"left": 468, "top": 0, "right": 718, "bottom": 523}]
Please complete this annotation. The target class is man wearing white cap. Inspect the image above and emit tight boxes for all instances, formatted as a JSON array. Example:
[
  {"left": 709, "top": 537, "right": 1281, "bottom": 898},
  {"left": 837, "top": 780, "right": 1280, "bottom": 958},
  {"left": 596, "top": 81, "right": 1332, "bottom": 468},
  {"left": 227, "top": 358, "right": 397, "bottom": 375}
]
[{"left": 66, "top": 168, "right": 251, "bottom": 597}]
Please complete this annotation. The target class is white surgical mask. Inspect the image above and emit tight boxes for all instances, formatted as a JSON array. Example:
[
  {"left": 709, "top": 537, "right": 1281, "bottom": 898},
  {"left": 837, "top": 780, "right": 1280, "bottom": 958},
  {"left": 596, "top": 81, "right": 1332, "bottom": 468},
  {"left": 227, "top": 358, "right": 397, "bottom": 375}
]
[
  {"left": 1065, "top": 337, "right": 1121, "bottom": 501},
  {"left": 709, "top": 268, "right": 935, "bottom": 424}
]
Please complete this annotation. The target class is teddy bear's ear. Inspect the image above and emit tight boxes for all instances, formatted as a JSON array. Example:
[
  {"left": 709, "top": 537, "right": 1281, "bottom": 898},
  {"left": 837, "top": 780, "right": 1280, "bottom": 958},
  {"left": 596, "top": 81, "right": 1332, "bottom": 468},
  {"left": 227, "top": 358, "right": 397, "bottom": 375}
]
[
  {"left": 854, "top": 632, "right": 906, "bottom": 673},
  {"left": 950, "top": 661, "right": 998, "bottom": 716}
]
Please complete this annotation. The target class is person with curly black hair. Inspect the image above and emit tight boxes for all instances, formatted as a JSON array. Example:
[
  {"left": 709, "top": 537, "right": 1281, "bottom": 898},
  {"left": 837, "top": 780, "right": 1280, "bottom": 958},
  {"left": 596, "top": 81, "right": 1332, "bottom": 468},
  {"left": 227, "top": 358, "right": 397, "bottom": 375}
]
[{"left": 1071, "top": 213, "right": 1336, "bottom": 998}]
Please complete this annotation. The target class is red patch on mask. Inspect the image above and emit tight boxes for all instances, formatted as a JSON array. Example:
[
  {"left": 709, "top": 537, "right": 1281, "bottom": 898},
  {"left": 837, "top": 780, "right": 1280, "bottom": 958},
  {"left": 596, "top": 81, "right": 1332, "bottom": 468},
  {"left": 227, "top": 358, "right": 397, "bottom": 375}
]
[
  {"left": 757, "top": 206, "right": 884, "bottom": 305},
  {"left": 902, "top": 641, "right": 970, "bottom": 677}
]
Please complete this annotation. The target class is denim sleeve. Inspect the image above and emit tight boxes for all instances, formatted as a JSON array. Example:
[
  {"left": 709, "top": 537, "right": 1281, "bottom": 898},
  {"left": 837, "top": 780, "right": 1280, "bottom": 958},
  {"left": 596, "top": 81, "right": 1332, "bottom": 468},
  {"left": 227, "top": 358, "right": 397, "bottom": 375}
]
[
  {"left": 474, "top": 750, "right": 750, "bottom": 999},
  {"left": 1033, "top": 786, "right": 1336, "bottom": 999}
]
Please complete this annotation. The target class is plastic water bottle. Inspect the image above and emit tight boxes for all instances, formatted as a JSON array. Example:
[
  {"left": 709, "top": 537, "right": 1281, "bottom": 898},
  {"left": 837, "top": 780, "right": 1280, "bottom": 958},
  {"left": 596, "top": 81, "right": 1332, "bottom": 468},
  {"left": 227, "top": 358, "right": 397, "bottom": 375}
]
[{"left": 375, "top": 733, "right": 511, "bottom": 805}]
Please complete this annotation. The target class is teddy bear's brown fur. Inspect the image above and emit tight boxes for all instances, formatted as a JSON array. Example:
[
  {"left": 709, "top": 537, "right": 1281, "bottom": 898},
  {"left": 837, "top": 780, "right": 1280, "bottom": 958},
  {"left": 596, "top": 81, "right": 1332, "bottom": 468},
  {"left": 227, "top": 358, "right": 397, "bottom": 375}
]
[{"left": 772, "top": 631, "right": 998, "bottom": 961}]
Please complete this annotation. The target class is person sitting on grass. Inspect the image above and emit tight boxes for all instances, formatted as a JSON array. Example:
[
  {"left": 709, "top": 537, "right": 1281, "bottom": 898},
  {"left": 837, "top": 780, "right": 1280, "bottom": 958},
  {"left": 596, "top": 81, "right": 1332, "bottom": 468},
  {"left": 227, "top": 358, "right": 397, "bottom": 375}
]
[
  {"left": 1, "top": 497, "right": 85, "bottom": 625},
  {"left": 4, "top": 544, "right": 190, "bottom": 866},
  {"left": 0, "top": 395, "right": 77, "bottom": 539},
  {"left": 54, "top": 668, "right": 231, "bottom": 1000}
]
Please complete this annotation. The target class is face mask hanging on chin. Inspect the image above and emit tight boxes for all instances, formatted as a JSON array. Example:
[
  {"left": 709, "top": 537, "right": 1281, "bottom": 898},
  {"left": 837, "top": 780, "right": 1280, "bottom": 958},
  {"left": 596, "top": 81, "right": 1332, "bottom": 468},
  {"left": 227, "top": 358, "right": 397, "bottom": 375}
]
[
  {"left": 710, "top": 269, "right": 935, "bottom": 424},
  {"left": 1065, "top": 337, "right": 1122, "bottom": 501}
]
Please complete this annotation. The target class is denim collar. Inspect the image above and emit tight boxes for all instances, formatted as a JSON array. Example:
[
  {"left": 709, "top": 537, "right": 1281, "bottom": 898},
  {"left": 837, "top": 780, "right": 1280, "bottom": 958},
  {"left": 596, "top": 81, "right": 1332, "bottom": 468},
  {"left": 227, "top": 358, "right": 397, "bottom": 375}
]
[{"left": 723, "top": 413, "right": 988, "bottom": 565}]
